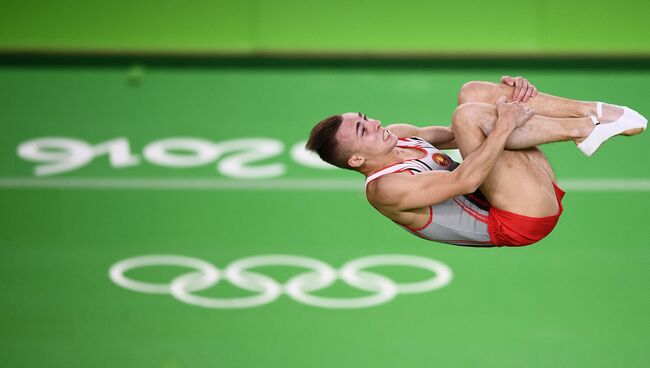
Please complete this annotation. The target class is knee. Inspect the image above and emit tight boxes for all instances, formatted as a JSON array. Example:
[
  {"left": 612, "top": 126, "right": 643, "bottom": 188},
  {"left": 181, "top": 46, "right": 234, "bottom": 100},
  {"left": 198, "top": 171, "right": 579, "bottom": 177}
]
[
  {"left": 452, "top": 102, "right": 497, "bottom": 132},
  {"left": 458, "top": 81, "right": 498, "bottom": 105}
]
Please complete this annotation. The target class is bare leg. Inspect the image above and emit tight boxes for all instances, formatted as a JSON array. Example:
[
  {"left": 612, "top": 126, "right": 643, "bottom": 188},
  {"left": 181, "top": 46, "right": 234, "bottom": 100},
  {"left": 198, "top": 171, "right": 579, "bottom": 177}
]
[
  {"left": 460, "top": 102, "right": 594, "bottom": 149},
  {"left": 452, "top": 103, "right": 559, "bottom": 217},
  {"left": 457, "top": 81, "right": 625, "bottom": 121},
  {"left": 457, "top": 82, "right": 646, "bottom": 150}
]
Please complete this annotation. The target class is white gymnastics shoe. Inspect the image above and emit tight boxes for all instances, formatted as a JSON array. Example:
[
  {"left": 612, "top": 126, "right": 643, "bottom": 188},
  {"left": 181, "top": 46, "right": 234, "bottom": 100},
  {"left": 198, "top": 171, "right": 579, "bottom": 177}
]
[{"left": 577, "top": 102, "right": 647, "bottom": 156}]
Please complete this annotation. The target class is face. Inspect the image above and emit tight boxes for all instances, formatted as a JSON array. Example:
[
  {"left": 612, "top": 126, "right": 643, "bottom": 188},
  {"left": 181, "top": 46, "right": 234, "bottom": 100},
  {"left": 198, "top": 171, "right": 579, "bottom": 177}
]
[{"left": 335, "top": 112, "right": 397, "bottom": 168}]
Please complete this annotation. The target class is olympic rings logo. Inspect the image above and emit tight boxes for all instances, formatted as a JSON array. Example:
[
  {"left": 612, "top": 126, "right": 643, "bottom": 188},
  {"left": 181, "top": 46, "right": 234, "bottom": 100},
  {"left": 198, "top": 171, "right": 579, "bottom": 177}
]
[{"left": 109, "top": 254, "right": 453, "bottom": 309}]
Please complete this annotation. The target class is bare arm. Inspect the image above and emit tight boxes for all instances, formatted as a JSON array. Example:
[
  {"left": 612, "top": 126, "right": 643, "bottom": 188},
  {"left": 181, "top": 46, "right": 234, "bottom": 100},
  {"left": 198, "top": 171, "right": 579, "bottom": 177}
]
[
  {"left": 372, "top": 98, "right": 533, "bottom": 211},
  {"left": 386, "top": 123, "right": 457, "bottom": 148}
]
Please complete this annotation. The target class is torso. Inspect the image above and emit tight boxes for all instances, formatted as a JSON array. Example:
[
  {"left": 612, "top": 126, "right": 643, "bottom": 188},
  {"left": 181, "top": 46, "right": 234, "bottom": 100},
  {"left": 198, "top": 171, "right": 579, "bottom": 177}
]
[
  {"left": 367, "top": 171, "right": 430, "bottom": 228},
  {"left": 365, "top": 137, "right": 494, "bottom": 247}
]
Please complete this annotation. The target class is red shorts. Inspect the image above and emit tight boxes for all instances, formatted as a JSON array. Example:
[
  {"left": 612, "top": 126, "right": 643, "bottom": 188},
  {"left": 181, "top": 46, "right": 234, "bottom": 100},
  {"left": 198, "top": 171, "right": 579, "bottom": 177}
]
[{"left": 487, "top": 183, "right": 565, "bottom": 247}]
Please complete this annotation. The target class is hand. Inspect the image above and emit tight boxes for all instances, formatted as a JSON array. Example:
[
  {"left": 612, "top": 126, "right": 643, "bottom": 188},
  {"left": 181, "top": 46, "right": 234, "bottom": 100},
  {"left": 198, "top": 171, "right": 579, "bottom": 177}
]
[
  {"left": 495, "top": 96, "right": 535, "bottom": 129},
  {"left": 501, "top": 75, "right": 538, "bottom": 103}
]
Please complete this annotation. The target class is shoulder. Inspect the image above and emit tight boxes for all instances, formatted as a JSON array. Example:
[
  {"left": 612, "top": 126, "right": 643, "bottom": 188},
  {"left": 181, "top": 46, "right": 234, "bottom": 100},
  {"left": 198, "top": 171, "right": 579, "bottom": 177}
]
[
  {"left": 385, "top": 123, "right": 421, "bottom": 138},
  {"left": 366, "top": 170, "right": 415, "bottom": 207}
]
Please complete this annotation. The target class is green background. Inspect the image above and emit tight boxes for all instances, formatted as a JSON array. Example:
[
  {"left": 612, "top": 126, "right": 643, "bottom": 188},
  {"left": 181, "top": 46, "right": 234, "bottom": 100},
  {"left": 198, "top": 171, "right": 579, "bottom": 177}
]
[
  {"left": 1, "top": 0, "right": 650, "bottom": 365},
  {"left": 1, "top": 0, "right": 650, "bottom": 54},
  {"left": 1, "top": 62, "right": 649, "bottom": 367}
]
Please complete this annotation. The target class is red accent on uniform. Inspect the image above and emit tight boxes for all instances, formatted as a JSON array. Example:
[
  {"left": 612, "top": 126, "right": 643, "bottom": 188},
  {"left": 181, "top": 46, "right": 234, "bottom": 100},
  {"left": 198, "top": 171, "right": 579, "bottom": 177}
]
[
  {"left": 431, "top": 152, "right": 451, "bottom": 166},
  {"left": 403, "top": 145, "right": 429, "bottom": 161},
  {"left": 487, "top": 182, "right": 565, "bottom": 247},
  {"left": 407, "top": 207, "right": 433, "bottom": 231},
  {"left": 365, "top": 145, "right": 427, "bottom": 178},
  {"left": 466, "top": 193, "right": 490, "bottom": 208},
  {"left": 401, "top": 226, "right": 430, "bottom": 240},
  {"left": 453, "top": 198, "right": 488, "bottom": 224},
  {"left": 445, "top": 239, "right": 494, "bottom": 245},
  {"left": 404, "top": 231, "right": 494, "bottom": 245}
]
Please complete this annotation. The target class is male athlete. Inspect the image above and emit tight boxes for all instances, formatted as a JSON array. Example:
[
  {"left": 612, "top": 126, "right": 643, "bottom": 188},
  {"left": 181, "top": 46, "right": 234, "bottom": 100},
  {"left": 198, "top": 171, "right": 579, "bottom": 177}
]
[{"left": 306, "top": 76, "right": 647, "bottom": 247}]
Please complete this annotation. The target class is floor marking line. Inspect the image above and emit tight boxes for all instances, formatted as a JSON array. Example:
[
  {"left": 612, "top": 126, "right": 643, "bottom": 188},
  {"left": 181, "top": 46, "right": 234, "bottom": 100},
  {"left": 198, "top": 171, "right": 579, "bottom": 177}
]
[{"left": 1, "top": 177, "right": 650, "bottom": 191}]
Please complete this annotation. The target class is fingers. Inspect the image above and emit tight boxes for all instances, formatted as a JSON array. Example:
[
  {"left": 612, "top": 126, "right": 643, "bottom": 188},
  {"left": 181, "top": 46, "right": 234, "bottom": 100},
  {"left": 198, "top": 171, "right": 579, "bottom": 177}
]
[
  {"left": 515, "top": 77, "right": 529, "bottom": 102},
  {"left": 522, "top": 85, "right": 535, "bottom": 102},
  {"left": 495, "top": 96, "right": 508, "bottom": 115},
  {"left": 501, "top": 76, "right": 514, "bottom": 86},
  {"left": 512, "top": 77, "right": 523, "bottom": 101},
  {"left": 508, "top": 76, "right": 538, "bottom": 102},
  {"left": 501, "top": 76, "right": 538, "bottom": 102}
]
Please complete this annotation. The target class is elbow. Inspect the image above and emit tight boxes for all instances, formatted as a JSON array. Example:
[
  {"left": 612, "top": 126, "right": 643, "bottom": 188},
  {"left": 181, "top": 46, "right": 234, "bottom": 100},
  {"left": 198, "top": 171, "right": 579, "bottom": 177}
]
[
  {"left": 457, "top": 173, "right": 482, "bottom": 194},
  {"left": 464, "top": 179, "right": 481, "bottom": 194}
]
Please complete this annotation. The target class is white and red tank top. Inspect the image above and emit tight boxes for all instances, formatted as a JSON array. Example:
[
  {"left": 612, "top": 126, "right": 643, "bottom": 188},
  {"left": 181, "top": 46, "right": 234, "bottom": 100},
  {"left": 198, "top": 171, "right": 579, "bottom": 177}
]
[{"left": 365, "top": 137, "right": 494, "bottom": 247}]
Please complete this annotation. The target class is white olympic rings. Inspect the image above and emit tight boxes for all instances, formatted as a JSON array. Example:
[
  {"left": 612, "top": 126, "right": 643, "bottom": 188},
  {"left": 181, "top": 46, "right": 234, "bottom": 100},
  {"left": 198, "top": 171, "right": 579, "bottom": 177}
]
[{"left": 109, "top": 254, "right": 453, "bottom": 309}]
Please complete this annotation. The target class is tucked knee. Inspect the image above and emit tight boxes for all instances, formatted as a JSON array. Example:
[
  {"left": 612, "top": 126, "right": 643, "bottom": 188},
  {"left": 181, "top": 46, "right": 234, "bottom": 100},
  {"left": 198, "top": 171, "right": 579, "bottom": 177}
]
[
  {"left": 452, "top": 102, "right": 497, "bottom": 131},
  {"left": 458, "top": 81, "right": 498, "bottom": 105}
]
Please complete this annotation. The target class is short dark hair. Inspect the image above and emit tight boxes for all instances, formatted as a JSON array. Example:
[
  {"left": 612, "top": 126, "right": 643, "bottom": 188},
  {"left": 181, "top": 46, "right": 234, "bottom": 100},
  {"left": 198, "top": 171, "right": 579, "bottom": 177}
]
[{"left": 305, "top": 115, "right": 353, "bottom": 170}]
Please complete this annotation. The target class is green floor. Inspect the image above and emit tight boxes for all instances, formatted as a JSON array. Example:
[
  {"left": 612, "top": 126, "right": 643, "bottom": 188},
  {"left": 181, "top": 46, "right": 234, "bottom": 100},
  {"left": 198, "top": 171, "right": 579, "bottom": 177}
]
[{"left": 0, "top": 62, "right": 649, "bottom": 367}]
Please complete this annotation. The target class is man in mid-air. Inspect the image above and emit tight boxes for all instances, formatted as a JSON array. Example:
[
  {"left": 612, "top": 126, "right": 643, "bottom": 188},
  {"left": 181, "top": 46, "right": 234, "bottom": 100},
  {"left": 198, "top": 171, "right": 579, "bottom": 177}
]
[{"left": 306, "top": 77, "right": 647, "bottom": 247}]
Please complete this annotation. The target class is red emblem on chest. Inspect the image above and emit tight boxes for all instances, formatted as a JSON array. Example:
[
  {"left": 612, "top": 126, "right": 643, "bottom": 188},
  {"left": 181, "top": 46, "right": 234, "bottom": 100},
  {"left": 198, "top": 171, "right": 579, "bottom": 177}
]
[{"left": 431, "top": 152, "right": 450, "bottom": 166}]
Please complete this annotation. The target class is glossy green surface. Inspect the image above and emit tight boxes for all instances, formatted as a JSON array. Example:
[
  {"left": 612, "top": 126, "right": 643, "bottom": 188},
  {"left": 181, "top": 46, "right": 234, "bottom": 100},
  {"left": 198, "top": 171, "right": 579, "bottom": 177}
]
[
  {"left": 1, "top": 0, "right": 649, "bottom": 54},
  {"left": 0, "top": 63, "right": 649, "bottom": 367}
]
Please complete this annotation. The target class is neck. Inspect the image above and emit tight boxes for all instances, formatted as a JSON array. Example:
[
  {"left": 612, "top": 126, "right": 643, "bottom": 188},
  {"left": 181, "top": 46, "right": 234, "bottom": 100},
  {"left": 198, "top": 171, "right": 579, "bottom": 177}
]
[{"left": 359, "top": 146, "right": 420, "bottom": 177}]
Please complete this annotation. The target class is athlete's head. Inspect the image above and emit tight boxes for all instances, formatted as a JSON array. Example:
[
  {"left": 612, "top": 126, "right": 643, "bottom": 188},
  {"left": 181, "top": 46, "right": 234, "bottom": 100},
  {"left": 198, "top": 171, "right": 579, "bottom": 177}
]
[{"left": 306, "top": 112, "right": 396, "bottom": 171}]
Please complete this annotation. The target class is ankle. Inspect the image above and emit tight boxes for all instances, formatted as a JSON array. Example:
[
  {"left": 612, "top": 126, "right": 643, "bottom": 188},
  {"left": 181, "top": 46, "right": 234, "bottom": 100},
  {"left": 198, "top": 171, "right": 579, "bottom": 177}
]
[
  {"left": 572, "top": 117, "right": 596, "bottom": 139},
  {"left": 578, "top": 102, "right": 597, "bottom": 118}
]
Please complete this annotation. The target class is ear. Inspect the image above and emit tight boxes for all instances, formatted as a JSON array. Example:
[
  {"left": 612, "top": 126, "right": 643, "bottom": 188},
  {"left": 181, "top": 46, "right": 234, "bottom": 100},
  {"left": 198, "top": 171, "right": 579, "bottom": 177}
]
[{"left": 348, "top": 154, "right": 365, "bottom": 168}]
